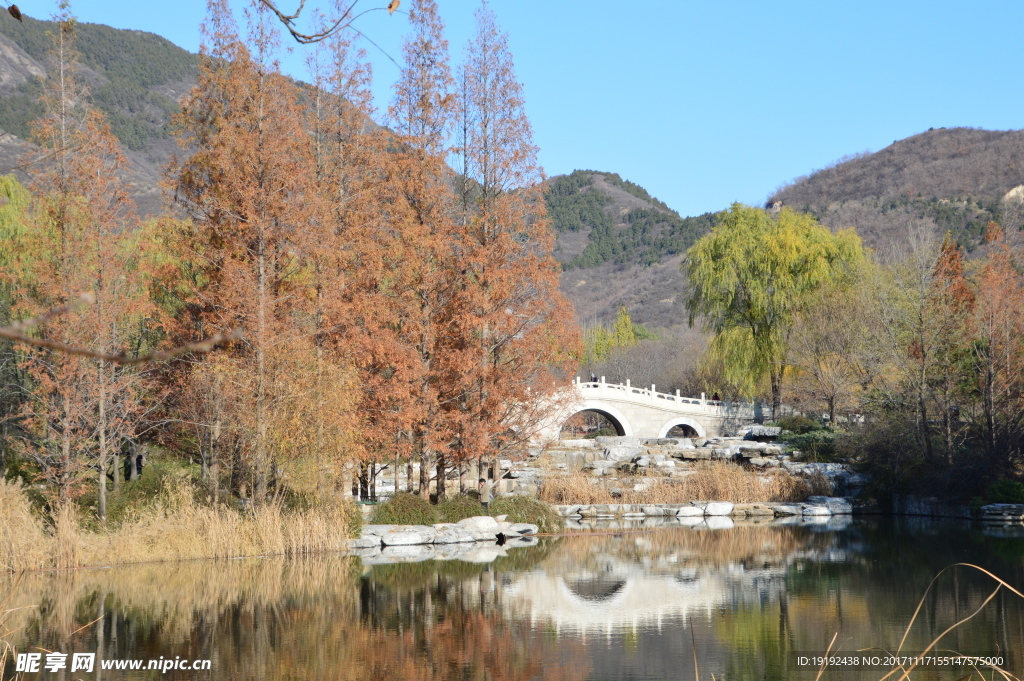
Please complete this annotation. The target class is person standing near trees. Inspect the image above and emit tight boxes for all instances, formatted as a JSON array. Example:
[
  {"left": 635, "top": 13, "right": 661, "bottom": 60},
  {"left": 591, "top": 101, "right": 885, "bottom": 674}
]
[{"left": 478, "top": 477, "right": 493, "bottom": 511}]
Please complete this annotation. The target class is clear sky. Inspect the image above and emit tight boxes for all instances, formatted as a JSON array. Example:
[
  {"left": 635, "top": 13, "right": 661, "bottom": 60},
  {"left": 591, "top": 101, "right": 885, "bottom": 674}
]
[{"left": 38, "top": 0, "right": 1024, "bottom": 218}]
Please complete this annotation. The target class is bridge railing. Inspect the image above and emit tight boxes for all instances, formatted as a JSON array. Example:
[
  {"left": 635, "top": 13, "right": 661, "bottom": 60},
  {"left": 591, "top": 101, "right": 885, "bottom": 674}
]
[{"left": 574, "top": 377, "right": 758, "bottom": 416}]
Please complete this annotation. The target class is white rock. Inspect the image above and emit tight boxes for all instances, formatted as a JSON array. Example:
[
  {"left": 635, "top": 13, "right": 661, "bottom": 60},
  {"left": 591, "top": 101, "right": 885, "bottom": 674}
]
[
  {"left": 349, "top": 536, "right": 381, "bottom": 549},
  {"left": 508, "top": 523, "right": 539, "bottom": 535},
  {"left": 704, "top": 501, "right": 734, "bottom": 516},
  {"left": 802, "top": 505, "right": 832, "bottom": 516},
  {"left": 457, "top": 515, "right": 500, "bottom": 531},
  {"left": 772, "top": 504, "right": 803, "bottom": 516},
  {"left": 381, "top": 527, "right": 437, "bottom": 546},
  {"left": 677, "top": 505, "right": 704, "bottom": 517}
]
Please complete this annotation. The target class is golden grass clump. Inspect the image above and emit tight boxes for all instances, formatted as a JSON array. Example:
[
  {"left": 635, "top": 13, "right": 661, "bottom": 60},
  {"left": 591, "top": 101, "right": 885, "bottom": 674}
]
[
  {"left": 539, "top": 462, "right": 810, "bottom": 505},
  {"left": 0, "top": 478, "right": 50, "bottom": 572}
]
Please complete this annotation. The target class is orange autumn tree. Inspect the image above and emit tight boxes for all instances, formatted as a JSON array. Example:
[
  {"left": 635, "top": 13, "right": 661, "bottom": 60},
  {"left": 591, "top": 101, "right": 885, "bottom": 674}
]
[
  {"left": 447, "top": 2, "right": 580, "bottom": 472},
  {"left": 171, "top": 0, "right": 358, "bottom": 504},
  {"left": 9, "top": 7, "right": 149, "bottom": 518}
]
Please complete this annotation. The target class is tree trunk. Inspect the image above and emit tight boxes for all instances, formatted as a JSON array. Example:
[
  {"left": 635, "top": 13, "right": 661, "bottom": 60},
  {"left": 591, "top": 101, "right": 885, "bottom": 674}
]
[
  {"left": 770, "top": 368, "right": 782, "bottom": 422},
  {"left": 435, "top": 454, "right": 446, "bottom": 502}
]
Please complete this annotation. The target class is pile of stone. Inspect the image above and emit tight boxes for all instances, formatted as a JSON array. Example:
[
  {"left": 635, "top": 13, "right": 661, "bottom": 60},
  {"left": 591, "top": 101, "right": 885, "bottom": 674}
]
[
  {"left": 350, "top": 514, "right": 538, "bottom": 550},
  {"left": 979, "top": 503, "right": 1024, "bottom": 522},
  {"left": 552, "top": 496, "right": 853, "bottom": 520}
]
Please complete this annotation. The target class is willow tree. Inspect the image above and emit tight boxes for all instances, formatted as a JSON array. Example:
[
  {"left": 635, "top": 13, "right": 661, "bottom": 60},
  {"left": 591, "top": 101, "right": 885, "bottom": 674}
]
[{"left": 685, "top": 204, "right": 863, "bottom": 419}]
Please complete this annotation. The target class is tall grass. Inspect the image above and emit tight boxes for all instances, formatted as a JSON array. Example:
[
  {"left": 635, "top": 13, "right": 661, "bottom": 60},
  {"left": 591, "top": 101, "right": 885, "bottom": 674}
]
[
  {"left": 0, "top": 473, "right": 361, "bottom": 572},
  {"left": 539, "top": 462, "right": 811, "bottom": 505}
]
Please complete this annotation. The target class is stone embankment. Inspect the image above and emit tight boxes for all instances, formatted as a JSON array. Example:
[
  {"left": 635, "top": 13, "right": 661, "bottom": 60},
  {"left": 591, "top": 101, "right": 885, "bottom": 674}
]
[
  {"left": 503, "top": 431, "right": 866, "bottom": 498},
  {"left": 348, "top": 515, "right": 539, "bottom": 565},
  {"left": 553, "top": 496, "right": 853, "bottom": 530}
]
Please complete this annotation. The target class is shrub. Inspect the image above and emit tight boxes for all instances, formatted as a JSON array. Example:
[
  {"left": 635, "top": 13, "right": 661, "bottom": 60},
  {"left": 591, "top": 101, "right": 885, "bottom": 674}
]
[
  {"left": 988, "top": 479, "right": 1024, "bottom": 504},
  {"left": 436, "top": 495, "right": 485, "bottom": 523},
  {"left": 776, "top": 415, "right": 821, "bottom": 434},
  {"left": 489, "top": 496, "right": 563, "bottom": 533},
  {"left": 370, "top": 493, "right": 437, "bottom": 526},
  {"left": 785, "top": 430, "right": 838, "bottom": 462}
]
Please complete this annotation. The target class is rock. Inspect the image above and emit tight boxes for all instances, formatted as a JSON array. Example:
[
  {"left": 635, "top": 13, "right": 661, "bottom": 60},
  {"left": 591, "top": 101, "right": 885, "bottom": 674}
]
[
  {"left": 677, "top": 505, "right": 704, "bottom": 517},
  {"left": 745, "top": 426, "right": 781, "bottom": 439},
  {"left": 595, "top": 436, "right": 641, "bottom": 447},
  {"left": 456, "top": 515, "right": 500, "bottom": 531},
  {"left": 349, "top": 535, "right": 381, "bottom": 549},
  {"left": 845, "top": 473, "right": 869, "bottom": 487},
  {"left": 807, "top": 496, "right": 853, "bottom": 514},
  {"left": 704, "top": 501, "right": 734, "bottom": 516},
  {"left": 732, "top": 503, "right": 774, "bottom": 517},
  {"left": 642, "top": 505, "right": 669, "bottom": 516},
  {"left": 771, "top": 504, "right": 803, "bottom": 516},
  {"left": 498, "top": 459, "right": 512, "bottom": 470},
  {"left": 678, "top": 449, "right": 712, "bottom": 460},
  {"left": 495, "top": 515, "right": 508, "bottom": 522},
  {"left": 361, "top": 524, "right": 400, "bottom": 536},
  {"left": 802, "top": 505, "right": 832, "bottom": 516},
  {"left": 553, "top": 504, "right": 581, "bottom": 517},
  {"left": 604, "top": 446, "right": 644, "bottom": 461},
  {"left": 432, "top": 527, "right": 480, "bottom": 544},
  {"left": 635, "top": 455, "right": 651, "bottom": 467},
  {"left": 508, "top": 523, "right": 539, "bottom": 535},
  {"left": 381, "top": 526, "right": 437, "bottom": 546}
]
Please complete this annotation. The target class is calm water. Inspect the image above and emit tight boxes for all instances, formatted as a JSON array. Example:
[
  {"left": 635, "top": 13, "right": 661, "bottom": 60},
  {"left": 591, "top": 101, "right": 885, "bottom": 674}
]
[{"left": 4, "top": 518, "right": 1024, "bottom": 681}]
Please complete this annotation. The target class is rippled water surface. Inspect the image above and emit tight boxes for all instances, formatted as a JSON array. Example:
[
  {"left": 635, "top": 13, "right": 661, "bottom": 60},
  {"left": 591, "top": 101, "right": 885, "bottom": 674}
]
[{"left": 4, "top": 518, "right": 1024, "bottom": 680}]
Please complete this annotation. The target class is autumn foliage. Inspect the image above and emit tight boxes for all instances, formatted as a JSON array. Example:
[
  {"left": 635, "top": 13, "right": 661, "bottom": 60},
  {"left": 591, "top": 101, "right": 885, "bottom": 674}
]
[{"left": 0, "top": 0, "right": 579, "bottom": 520}]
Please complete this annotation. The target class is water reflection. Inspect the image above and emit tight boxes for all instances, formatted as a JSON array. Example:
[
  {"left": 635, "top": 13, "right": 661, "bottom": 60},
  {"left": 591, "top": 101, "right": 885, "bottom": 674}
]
[{"left": 4, "top": 518, "right": 1024, "bottom": 680}]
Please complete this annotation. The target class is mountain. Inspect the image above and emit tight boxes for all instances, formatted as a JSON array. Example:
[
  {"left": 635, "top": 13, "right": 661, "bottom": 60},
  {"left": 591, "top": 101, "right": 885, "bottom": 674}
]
[
  {"left": 545, "top": 170, "right": 716, "bottom": 328},
  {"left": 768, "top": 127, "right": 1024, "bottom": 252},
  {"left": 0, "top": 13, "right": 199, "bottom": 215}
]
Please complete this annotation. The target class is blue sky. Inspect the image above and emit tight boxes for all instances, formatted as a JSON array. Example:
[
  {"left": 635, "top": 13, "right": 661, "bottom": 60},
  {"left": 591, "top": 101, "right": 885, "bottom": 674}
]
[{"left": 45, "top": 0, "right": 1024, "bottom": 218}]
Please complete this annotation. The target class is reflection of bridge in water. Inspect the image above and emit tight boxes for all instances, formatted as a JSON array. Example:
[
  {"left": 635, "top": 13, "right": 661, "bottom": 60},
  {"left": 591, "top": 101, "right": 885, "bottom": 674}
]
[
  {"left": 498, "top": 535, "right": 850, "bottom": 636},
  {"left": 535, "top": 379, "right": 766, "bottom": 442}
]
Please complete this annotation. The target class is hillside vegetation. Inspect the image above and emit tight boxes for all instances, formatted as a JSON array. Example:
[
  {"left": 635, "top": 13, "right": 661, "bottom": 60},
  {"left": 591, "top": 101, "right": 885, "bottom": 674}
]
[
  {"left": 769, "top": 127, "right": 1024, "bottom": 252},
  {"left": 0, "top": 14, "right": 198, "bottom": 150}
]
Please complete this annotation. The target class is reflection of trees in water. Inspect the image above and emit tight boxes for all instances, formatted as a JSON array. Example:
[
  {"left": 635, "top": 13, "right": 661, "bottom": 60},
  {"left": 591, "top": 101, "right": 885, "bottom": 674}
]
[
  {"left": 3, "top": 552, "right": 587, "bottom": 681},
  {"left": 5, "top": 523, "right": 1024, "bottom": 680}
]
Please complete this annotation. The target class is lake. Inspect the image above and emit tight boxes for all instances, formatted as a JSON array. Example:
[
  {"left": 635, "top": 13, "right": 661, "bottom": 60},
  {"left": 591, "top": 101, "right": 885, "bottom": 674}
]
[{"left": 3, "top": 517, "right": 1023, "bottom": 680}]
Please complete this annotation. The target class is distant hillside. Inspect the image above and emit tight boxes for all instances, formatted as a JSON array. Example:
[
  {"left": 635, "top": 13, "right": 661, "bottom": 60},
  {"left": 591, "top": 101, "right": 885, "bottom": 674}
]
[
  {"left": 769, "top": 127, "right": 1024, "bottom": 252},
  {"left": 545, "top": 170, "right": 717, "bottom": 328},
  {"left": 0, "top": 13, "right": 199, "bottom": 214}
]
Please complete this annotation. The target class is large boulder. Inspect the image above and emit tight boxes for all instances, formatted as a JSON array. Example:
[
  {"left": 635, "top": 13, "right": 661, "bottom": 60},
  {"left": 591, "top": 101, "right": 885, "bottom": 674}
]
[
  {"left": 704, "top": 501, "right": 734, "bottom": 516},
  {"left": 381, "top": 526, "right": 437, "bottom": 546},
  {"left": 507, "top": 523, "right": 539, "bottom": 535},
  {"left": 457, "top": 515, "right": 500, "bottom": 532},
  {"left": 807, "top": 496, "right": 854, "bottom": 515}
]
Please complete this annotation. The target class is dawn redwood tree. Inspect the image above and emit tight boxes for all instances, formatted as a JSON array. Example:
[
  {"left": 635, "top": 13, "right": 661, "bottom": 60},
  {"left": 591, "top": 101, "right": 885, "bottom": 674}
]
[
  {"left": 10, "top": 8, "right": 147, "bottom": 517},
  {"left": 172, "top": 0, "right": 323, "bottom": 504},
  {"left": 448, "top": 2, "right": 581, "bottom": 470},
  {"left": 685, "top": 204, "right": 864, "bottom": 420}
]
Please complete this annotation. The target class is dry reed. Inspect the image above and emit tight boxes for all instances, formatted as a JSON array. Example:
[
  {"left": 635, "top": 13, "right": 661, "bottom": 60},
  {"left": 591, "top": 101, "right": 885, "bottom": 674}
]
[
  {"left": 539, "top": 462, "right": 811, "bottom": 505},
  {"left": 0, "top": 472, "right": 361, "bottom": 572}
]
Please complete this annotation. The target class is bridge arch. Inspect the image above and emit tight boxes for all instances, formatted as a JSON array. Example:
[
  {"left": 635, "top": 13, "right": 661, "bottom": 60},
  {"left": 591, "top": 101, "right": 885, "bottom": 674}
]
[
  {"left": 658, "top": 417, "right": 706, "bottom": 439},
  {"left": 563, "top": 401, "right": 634, "bottom": 437}
]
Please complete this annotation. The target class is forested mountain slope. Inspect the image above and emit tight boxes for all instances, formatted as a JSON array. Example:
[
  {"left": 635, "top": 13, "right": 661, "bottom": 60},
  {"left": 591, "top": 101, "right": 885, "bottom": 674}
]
[
  {"left": 768, "top": 127, "right": 1024, "bottom": 252},
  {"left": 544, "top": 170, "right": 716, "bottom": 328},
  {"left": 0, "top": 13, "right": 199, "bottom": 214}
]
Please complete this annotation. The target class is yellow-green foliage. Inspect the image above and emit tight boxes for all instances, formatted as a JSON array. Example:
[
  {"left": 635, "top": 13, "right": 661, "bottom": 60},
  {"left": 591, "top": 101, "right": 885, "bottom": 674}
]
[{"left": 686, "top": 204, "right": 864, "bottom": 395}]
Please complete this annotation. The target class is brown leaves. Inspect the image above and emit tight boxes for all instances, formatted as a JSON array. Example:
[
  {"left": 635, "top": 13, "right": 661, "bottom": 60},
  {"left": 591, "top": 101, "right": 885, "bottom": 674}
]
[
  {"left": 7, "top": 4, "right": 21, "bottom": 22},
  {"left": 387, "top": 0, "right": 400, "bottom": 15}
]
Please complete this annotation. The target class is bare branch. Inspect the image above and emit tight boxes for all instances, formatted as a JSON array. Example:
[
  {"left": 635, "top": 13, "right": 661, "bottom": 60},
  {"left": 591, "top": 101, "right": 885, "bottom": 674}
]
[
  {"left": 256, "top": 0, "right": 401, "bottom": 45},
  {"left": 0, "top": 295, "right": 242, "bottom": 365}
]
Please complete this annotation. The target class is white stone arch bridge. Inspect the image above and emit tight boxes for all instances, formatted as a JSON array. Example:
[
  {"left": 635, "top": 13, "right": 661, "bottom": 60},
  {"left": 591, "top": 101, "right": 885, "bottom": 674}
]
[{"left": 533, "top": 378, "right": 765, "bottom": 443}]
